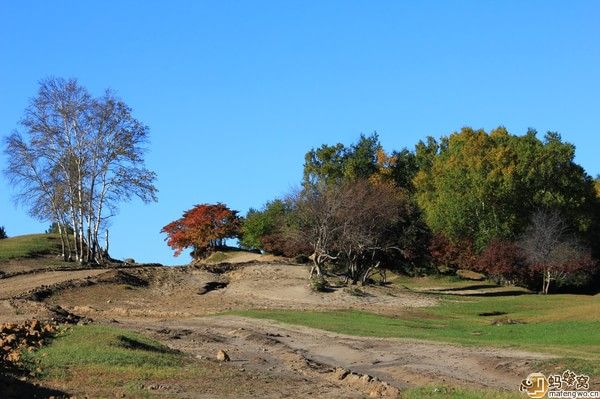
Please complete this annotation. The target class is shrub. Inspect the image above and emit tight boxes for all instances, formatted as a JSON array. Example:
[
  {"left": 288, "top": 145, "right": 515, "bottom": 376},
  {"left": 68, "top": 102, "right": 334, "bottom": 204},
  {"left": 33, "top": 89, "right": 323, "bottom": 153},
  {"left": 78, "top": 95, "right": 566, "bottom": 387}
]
[
  {"left": 429, "top": 234, "right": 476, "bottom": 273},
  {"left": 474, "top": 239, "right": 529, "bottom": 286},
  {"left": 309, "top": 275, "right": 329, "bottom": 292}
]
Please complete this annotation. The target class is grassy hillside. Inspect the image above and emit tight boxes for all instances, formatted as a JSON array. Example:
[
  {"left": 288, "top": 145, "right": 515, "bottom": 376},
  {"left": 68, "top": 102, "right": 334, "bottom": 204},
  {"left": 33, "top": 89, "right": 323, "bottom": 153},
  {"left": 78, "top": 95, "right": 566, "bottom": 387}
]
[{"left": 0, "top": 234, "right": 62, "bottom": 261}]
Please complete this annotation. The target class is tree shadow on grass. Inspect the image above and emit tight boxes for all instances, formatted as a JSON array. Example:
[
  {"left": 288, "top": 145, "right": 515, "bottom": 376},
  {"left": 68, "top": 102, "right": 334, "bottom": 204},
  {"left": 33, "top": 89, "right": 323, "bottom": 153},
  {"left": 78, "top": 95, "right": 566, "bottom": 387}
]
[
  {"left": 437, "top": 290, "right": 532, "bottom": 297},
  {"left": 0, "top": 373, "right": 67, "bottom": 399},
  {"left": 117, "top": 335, "right": 174, "bottom": 353},
  {"left": 429, "top": 284, "right": 499, "bottom": 292}
]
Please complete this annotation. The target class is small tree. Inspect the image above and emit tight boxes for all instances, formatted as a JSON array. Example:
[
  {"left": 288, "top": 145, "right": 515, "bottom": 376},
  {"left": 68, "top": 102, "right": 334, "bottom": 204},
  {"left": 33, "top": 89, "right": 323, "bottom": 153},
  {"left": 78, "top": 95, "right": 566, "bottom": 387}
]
[
  {"left": 161, "top": 203, "right": 241, "bottom": 259},
  {"left": 0, "top": 226, "right": 7, "bottom": 239},
  {"left": 519, "top": 210, "right": 594, "bottom": 294}
]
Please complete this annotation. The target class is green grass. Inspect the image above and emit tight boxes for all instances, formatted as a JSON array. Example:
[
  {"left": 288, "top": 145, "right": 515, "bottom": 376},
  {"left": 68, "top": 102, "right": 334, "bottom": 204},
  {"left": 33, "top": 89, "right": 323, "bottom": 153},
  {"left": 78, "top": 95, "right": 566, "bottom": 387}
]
[
  {"left": 0, "top": 233, "right": 62, "bottom": 261},
  {"left": 204, "top": 251, "right": 230, "bottom": 263},
  {"left": 23, "top": 325, "right": 202, "bottom": 397},
  {"left": 391, "top": 274, "right": 482, "bottom": 290},
  {"left": 233, "top": 293, "right": 600, "bottom": 375},
  {"left": 400, "top": 386, "right": 522, "bottom": 399}
]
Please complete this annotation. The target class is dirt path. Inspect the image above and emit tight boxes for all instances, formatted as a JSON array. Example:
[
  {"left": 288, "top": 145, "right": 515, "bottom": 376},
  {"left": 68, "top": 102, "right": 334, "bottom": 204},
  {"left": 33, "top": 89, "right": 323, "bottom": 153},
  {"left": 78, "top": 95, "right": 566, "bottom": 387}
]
[
  {"left": 0, "top": 269, "right": 108, "bottom": 299},
  {"left": 123, "top": 315, "right": 553, "bottom": 395}
]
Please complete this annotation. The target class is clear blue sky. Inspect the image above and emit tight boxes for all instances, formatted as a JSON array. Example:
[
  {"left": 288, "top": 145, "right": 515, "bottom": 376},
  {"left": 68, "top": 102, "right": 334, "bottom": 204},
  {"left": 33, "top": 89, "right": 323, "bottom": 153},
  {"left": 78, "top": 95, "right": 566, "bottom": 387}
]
[{"left": 1, "top": 1, "right": 599, "bottom": 265}]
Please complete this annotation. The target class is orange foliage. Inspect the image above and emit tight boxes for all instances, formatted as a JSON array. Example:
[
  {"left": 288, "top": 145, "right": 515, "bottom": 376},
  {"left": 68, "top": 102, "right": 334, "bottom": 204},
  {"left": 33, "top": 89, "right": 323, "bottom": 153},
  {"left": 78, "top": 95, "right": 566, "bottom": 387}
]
[{"left": 161, "top": 203, "right": 241, "bottom": 258}]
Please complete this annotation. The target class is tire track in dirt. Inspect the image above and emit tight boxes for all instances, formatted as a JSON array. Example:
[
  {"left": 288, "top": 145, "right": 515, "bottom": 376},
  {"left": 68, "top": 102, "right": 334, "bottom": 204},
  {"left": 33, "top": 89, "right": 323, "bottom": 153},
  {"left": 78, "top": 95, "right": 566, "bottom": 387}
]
[{"left": 126, "top": 315, "right": 555, "bottom": 395}]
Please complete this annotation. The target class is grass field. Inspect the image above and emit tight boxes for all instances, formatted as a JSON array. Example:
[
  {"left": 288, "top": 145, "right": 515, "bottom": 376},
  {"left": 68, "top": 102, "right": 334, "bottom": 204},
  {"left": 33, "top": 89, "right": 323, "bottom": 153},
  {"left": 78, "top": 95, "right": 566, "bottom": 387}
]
[
  {"left": 0, "top": 234, "right": 62, "bottom": 261},
  {"left": 234, "top": 292, "right": 600, "bottom": 375},
  {"left": 23, "top": 325, "right": 203, "bottom": 397}
]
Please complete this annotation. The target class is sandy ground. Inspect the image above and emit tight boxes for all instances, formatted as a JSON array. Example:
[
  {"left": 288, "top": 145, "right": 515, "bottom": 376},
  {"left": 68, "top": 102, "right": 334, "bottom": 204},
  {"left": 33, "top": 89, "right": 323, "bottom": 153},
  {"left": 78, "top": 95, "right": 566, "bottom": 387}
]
[{"left": 0, "top": 262, "right": 557, "bottom": 397}]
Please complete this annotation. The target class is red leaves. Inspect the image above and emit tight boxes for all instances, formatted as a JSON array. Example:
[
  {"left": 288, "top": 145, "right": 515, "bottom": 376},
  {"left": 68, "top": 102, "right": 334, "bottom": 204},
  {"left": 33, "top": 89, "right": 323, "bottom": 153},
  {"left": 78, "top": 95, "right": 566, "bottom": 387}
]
[
  {"left": 161, "top": 203, "right": 241, "bottom": 258},
  {"left": 474, "top": 239, "right": 528, "bottom": 284},
  {"left": 429, "top": 234, "right": 476, "bottom": 271}
]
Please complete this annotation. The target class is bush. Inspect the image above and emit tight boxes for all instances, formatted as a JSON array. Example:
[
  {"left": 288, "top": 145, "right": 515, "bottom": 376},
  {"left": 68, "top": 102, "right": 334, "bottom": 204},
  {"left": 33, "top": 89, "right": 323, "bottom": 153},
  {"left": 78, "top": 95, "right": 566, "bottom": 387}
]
[
  {"left": 0, "top": 226, "right": 6, "bottom": 240},
  {"left": 309, "top": 275, "right": 329, "bottom": 292},
  {"left": 429, "top": 234, "right": 476, "bottom": 273},
  {"left": 474, "top": 239, "right": 529, "bottom": 286}
]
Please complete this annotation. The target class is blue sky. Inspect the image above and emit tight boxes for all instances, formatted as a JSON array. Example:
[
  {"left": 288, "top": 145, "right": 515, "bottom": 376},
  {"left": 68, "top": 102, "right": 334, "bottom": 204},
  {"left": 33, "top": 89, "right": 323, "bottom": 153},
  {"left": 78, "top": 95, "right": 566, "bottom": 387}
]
[{"left": 1, "top": 1, "right": 599, "bottom": 265}]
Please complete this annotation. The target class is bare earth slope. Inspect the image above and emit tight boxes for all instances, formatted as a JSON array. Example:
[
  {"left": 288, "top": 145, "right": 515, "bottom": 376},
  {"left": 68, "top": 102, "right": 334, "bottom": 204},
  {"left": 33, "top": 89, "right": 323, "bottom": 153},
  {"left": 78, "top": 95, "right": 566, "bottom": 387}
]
[
  {"left": 0, "top": 262, "right": 555, "bottom": 397},
  {"left": 0, "top": 269, "right": 108, "bottom": 299}
]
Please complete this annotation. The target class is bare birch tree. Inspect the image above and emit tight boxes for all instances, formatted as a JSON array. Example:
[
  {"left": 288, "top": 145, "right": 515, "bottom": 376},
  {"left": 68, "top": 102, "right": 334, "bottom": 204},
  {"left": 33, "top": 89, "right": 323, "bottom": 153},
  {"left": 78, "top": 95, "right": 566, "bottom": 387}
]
[{"left": 4, "top": 77, "right": 157, "bottom": 264}]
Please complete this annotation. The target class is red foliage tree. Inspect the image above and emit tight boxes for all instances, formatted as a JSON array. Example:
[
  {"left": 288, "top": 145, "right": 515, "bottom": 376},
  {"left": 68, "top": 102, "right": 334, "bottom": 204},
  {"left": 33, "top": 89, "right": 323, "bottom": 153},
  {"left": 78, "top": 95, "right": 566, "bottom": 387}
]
[
  {"left": 429, "top": 234, "right": 476, "bottom": 272},
  {"left": 161, "top": 203, "right": 241, "bottom": 259},
  {"left": 474, "top": 239, "right": 529, "bottom": 285}
]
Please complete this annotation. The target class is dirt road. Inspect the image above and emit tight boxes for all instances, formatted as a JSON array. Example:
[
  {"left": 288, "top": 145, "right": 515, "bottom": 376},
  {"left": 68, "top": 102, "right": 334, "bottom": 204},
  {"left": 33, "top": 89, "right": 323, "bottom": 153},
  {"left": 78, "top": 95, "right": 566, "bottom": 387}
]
[{"left": 124, "top": 315, "right": 551, "bottom": 395}]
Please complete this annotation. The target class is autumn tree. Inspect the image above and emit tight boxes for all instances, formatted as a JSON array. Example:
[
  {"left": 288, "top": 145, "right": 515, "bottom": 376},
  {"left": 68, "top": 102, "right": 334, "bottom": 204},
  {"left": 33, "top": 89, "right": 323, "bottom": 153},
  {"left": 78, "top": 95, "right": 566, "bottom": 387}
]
[
  {"left": 4, "top": 78, "right": 157, "bottom": 263},
  {"left": 161, "top": 203, "right": 241, "bottom": 259}
]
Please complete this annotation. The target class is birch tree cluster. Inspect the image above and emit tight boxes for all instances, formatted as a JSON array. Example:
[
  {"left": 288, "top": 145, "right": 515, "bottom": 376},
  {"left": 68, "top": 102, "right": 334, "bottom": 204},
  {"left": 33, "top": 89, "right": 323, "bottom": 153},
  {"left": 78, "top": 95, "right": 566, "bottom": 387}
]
[{"left": 4, "top": 78, "right": 157, "bottom": 264}]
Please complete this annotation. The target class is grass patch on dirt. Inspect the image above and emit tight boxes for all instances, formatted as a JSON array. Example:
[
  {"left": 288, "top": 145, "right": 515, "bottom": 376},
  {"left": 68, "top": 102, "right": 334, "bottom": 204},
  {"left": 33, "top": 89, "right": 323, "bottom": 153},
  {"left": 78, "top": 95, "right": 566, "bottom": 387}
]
[
  {"left": 401, "top": 386, "right": 522, "bottom": 399},
  {"left": 234, "top": 293, "right": 600, "bottom": 374},
  {"left": 22, "top": 324, "right": 203, "bottom": 397},
  {"left": 0, "top": 234, "right": 62, "bottom": 261}
]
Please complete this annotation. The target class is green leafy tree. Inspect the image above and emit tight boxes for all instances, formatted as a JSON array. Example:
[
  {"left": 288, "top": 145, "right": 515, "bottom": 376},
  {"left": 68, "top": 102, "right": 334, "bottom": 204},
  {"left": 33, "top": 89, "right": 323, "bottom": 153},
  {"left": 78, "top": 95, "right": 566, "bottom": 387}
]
[
  {"left": 414, "top": 127, "right": 598, "bottom": 251},
  {"left": 389, "top": 148, "right": 419, "bottom": 191},
  {"left": 240, "top": 198, "right": 310, "bottom": 257},
  {"left": 0, "top": 226, "right": 7, "bottom": 239},
  {"left": 303, "top": 133, "right": 380, "bottom": 187}
]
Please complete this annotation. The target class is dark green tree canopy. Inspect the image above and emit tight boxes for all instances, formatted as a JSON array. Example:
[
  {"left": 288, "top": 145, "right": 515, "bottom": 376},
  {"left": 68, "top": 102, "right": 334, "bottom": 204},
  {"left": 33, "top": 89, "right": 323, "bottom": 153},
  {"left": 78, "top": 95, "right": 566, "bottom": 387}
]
[{"left": 303, "top": 133, "right": 380, "bottom": 187}]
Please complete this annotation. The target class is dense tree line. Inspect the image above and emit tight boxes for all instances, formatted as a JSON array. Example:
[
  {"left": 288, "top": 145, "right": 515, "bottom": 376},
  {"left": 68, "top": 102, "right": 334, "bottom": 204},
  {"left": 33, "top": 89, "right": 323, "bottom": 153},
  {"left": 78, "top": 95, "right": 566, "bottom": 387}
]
[
  {"left": 241, "top": 133, "right": 431, "bottom": 283},
  {"left": 240, "top": 129, "right": 600, "bottom": 293}
]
